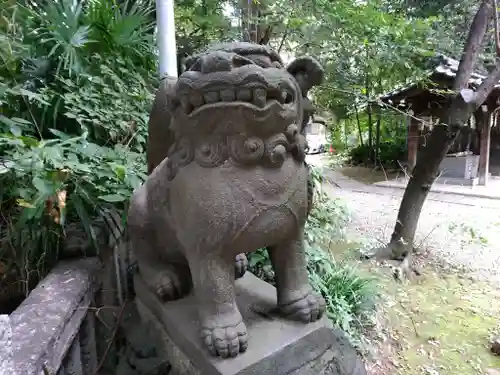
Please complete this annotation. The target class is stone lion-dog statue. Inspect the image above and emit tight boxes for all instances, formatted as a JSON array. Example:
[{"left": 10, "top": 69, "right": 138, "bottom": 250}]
[{"left": 127, "top": 42, "right": 326, "bottom": 359}]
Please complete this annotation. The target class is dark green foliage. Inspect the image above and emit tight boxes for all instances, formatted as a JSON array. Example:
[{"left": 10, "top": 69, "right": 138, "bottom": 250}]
[
  {"left": 0, "top": 0, "right": 155, "bottom": 302},
  {"left": 348, "top": 136, "right": 406, "bottom": 168}
]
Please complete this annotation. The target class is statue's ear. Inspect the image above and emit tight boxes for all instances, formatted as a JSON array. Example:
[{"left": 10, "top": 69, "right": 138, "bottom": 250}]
[{"left": 286, "top": 56, "right": 324, "bottom": 94}]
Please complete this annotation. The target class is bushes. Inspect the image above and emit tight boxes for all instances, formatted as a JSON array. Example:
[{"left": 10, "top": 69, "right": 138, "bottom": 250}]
[
  {"left": 0, "top": 0, "right": 155, "bottom": 308},
  {"left": 247, "top": 166, "right": 377, "bottom": 342},
  {"left": 348, "top": 136, "right": 406, "bottom": 167}
]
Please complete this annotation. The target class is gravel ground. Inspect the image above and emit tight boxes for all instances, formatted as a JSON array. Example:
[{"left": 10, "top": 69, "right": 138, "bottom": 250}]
[{"left": 323, "top": 183, "right": 500, "bottom": 284}]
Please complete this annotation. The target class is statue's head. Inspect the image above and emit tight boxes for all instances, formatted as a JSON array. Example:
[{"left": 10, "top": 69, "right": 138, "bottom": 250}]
[
  {"left": 161, "top": 42, "right": 323, "bottom": 178},
  {"left": 169, "top": 42, "right": 323, "bottom": 139}
]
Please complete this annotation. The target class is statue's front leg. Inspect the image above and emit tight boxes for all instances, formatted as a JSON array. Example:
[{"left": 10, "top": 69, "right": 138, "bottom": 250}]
[
  {"left": 268, "top": 229, "right": 326, "bottom": 322},
  {"left": 187, "top": 252, "right": 248, "bottom": 358}
]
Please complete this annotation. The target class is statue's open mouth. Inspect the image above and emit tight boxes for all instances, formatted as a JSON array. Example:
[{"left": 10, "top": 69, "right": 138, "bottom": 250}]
[{"left": 180, "top": 85, "right": 294, "bottom": 118}]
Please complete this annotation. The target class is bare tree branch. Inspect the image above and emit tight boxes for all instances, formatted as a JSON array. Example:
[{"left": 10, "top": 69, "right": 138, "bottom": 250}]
[
  {"left": 277, "top": 26, "right": 289, "bottom": 53},
  {"left": 453, "top": 0, "right": 493, "bottom": 90},
  {"left": 474, "top": 62, "right": 500, "bottom": 105},
  {"left": 259, "top": 25, "right": 272, "bottom": 45}
]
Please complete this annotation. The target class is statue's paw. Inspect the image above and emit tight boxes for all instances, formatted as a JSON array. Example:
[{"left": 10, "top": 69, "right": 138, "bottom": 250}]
[
  {"left": 201, "top": 318, "right": 248, "bottom": 358},
  {"left": 154, "top": 268, "right": 190, "bottom": 301},
  {"left": 234, "top": 253, "right": 248, "bottom": 279},
  {"left": 280, "top": 291, "right": 326, "bottom": 323}
]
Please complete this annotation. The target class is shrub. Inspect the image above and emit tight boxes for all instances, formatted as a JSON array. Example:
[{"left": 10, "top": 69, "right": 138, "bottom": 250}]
[
  {"left": 247, "top": 166, "right": 377, "bottom": 342},
  {"left": 348, "top": 136, "right": 406, "bottom": 167},
  {"left": 0, "top": 0, "right": 155, "bottom": 309},
  {"left": 0, "top": 86, "right": 148, "bottom": 297}
]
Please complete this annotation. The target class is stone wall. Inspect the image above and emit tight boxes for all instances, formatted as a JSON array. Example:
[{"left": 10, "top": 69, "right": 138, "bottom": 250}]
[{"left": 0, "top": 258, "right": 102, "bottom": 375}]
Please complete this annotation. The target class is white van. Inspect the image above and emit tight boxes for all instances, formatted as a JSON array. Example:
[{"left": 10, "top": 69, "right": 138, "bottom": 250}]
[{"left": 304, "top": 120, "right": 328, "bottom": 154}]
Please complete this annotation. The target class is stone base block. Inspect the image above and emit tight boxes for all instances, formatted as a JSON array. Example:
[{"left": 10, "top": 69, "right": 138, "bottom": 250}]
[{"left": 134, "top": 272, "right": 366, "bottom": 375}]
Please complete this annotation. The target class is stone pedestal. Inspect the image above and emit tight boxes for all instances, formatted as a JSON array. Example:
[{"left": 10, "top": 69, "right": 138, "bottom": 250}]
[
  {"left": 134, "top": 272, "right": 366, "bottom": 375},
  {"left": 0, "top": 315, "right": 14, "bottom": 375}
]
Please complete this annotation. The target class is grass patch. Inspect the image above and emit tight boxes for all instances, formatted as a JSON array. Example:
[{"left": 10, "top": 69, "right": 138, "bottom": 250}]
[
  {"left": 331, "top": 243, "right": 500, "bottom": 374},
  {"left": 338, "top": 166, "right": 400, "bottom": 184},
  {"left": 382, "top": 270, "right": 500, "bottom": 375}
]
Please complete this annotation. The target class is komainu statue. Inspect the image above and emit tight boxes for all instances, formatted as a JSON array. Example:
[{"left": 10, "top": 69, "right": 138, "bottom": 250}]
[{"left": 128, "top": 42, "right": 325, "bottom": 359}]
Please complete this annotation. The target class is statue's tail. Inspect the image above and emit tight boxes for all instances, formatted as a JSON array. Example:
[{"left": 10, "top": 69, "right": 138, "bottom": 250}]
[{"left": 147, "top": 75, "right": 178, "bottom": 175}]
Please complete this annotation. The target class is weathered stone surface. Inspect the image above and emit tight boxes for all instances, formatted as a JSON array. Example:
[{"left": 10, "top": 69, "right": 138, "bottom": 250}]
[
  {"left": 128, "top": 41, "right": 327, "bottom": 359},
  {"left": 134, "top": 272, "right": 366, "bottom": 375},
  {"left": 287, "top": 332, "right": 367, "bottom": 375},
  {"left": 9, "top": 258, "right": 101, "bottom": 375},
  {"left": 79, "top": 304, "right": 98, "bottom": 375},
  {"left": 116, "top": 301, "right": 170, "bottom": 375},
  {"left": 59, "top": 337, "right": 83, "bottom": 375},
  {"left": 0, "top": 314, "right": 14, "bottom": 375}
]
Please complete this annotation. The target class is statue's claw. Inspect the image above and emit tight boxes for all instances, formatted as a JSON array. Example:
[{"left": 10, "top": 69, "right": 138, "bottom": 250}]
[
  {"left": 279, "top": 291, "right": 326, "bottom": 323},
  {"left": 201, "top": 318, "right": 248, "bottom": 358},
  {"left": 150, "top": 266, "right": 191, "bottom": 301}
]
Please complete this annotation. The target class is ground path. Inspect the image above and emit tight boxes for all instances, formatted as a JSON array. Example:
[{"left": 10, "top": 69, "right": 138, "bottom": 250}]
[{"left": 306, "top": 154, "right": 500, "bottom": 284}]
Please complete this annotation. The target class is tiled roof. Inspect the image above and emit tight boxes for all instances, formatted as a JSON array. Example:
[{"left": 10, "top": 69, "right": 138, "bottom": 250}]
[{"left": 380, "top": 54, "right": 495, "bottom": 104}]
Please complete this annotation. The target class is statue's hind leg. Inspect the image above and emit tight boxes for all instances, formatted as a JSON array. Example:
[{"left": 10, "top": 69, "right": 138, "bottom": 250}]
[
  {"left": 268, "top": 228, "right": 326, "bottom": 322},
  {"left": 128, "top": 191, "right": 192, "bottom": 301},
  {"left": 130, "top": 227, "right": 192, "bottom": 301}
]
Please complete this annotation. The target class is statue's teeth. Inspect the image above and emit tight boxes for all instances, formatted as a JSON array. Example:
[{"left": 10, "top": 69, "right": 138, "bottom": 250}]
[
  {"left": 236, "top": 88, "right": 252, "bottom": 102},
  {"left": 204, "top": 91, "right": 219, "bottom": 103},
  {"left": 220, "top": 89, "right": 235, "bottom": 102},
  {"left": 190, "top": 93, "right": 204, "bottom": 108},
  {"left": 253, "top": 88, "right": 267, "bottom": 107}
]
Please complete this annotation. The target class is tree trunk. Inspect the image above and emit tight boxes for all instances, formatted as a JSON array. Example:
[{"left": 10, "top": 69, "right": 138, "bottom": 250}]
[
  {"left": 389, "top": 124, "right": 460, "bottom": 257},
  {"left": 375, "top": 105, "right": 382, "bottom": 165},
  {"left": 354, "top": 103, "right": 364, "bottom": 147},
  {"left": 240, "top": 0, "right": 270, "bottom": 43},
  {"left": 367, "top": 103, "right": 373, "bottom": 162},
  {"left": 344, "top": 120, "right": 348, "bottom": 149},
  {"left": 375, "top": 77, "right": 383, "bottom": 165},
  {"left": 365, "top": 75, "right": 373, "bottom": 162},
  {"left": 386, "top": 0, "right": 496, "bottom": 260}
]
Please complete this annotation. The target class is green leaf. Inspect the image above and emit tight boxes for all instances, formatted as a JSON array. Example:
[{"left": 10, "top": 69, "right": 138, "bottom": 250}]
[
  {"left": 32, "top": 176, "right": 54, "bottom": 194},
  {"left": 10, "top": 124, "right": 22, "bottom": 137},
  {"left": 0, "top": 115, "right": 16, "bottom": 127},
  {"left": 98, "top": 194, "right": 126, "bottom": 202},
  {"left": 0, "top": 161, "right": 14, "bottom": 174},
  {"left": 19, "top": 89, "right": 50, "bottom": 105},
  {"left": 111, "top": 163, "right": 126, "bottom": 180},
  {"left": 49, "top": 128, "right": 71, "bottom": 140},
  {"left": 11, "top": 117, "right": 32, "bottom": 125}
]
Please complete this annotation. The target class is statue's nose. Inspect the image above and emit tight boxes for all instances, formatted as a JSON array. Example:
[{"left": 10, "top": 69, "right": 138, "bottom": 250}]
[{"left": 196, "top": 52, "right": 254, "bottom": 74}]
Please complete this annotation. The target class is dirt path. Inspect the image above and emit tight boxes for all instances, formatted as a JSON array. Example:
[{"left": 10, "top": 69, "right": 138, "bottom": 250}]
[
  {"left": 308, "top": 156, "right": 500, "bottom": 284},
  {"left": 305, "top": 156, "right": 500, "bottom": 375}
]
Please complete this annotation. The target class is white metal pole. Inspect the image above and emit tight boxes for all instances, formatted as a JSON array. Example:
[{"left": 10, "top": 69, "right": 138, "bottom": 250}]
[{"left": 156, "top": 0, "right": 178, "bottom": 78}]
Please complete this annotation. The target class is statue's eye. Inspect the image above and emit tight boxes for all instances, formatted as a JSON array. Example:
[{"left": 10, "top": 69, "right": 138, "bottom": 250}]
[{"left": 272, "top": 61, "right": 283, "bottom": 69}]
